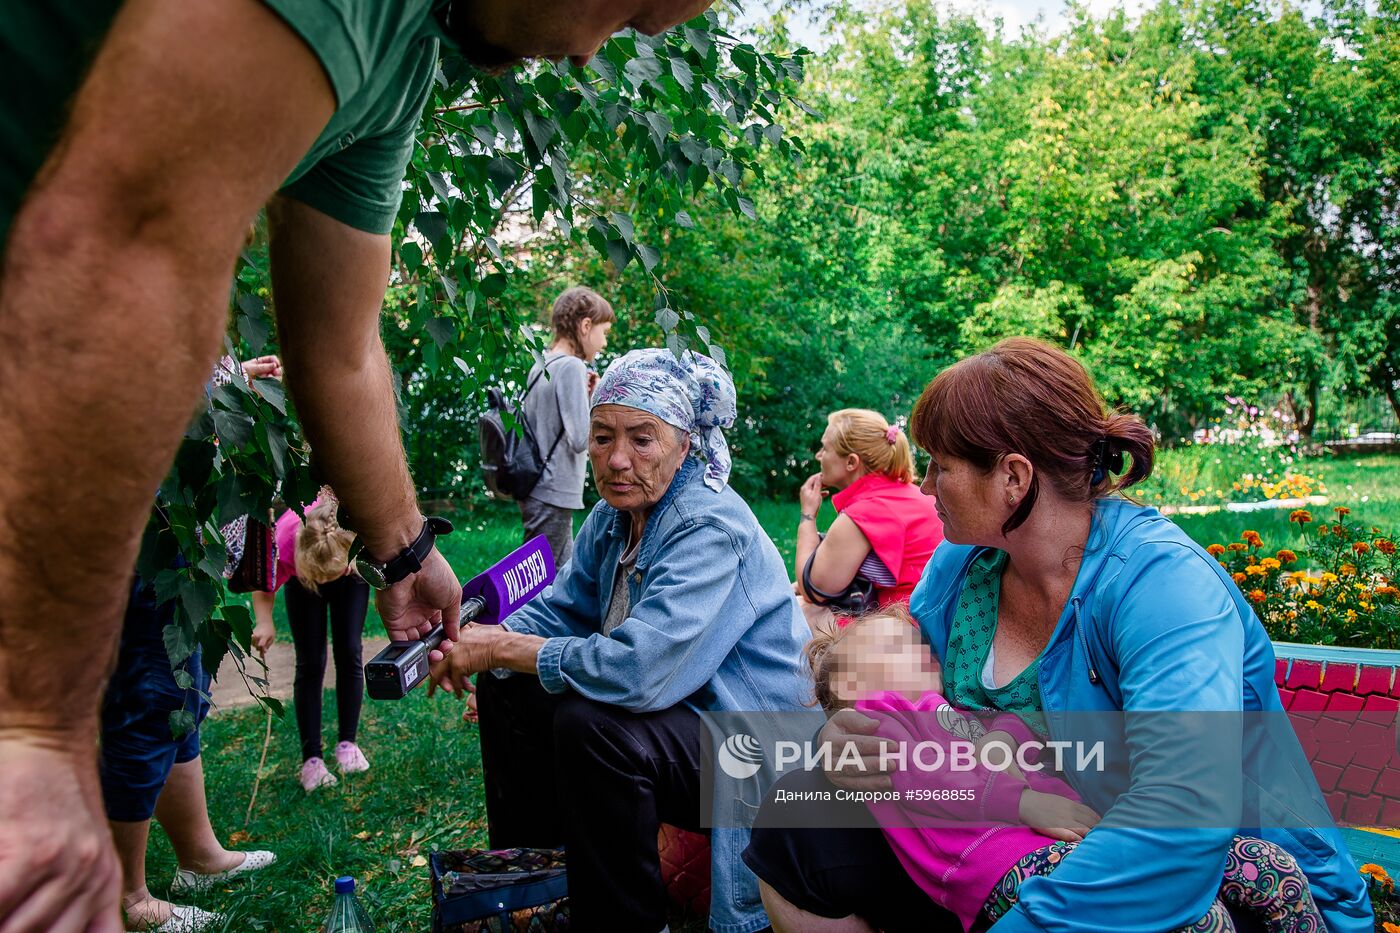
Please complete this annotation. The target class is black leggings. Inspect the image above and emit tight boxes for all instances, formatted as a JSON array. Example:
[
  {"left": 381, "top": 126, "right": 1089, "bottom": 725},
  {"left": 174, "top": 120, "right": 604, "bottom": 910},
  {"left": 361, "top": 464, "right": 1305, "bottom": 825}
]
[{"left": 284, "top": 575, "right": 369, "bottom": 761}]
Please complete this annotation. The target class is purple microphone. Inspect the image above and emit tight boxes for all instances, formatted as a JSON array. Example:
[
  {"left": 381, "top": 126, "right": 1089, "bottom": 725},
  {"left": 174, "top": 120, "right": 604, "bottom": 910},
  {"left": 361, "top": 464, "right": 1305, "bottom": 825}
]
[
  {"left": 460, "top": 534, "right": 556, "bottom": 625},
  {"left": 364, "top": 535, "right": 556, "bottom": 699}
]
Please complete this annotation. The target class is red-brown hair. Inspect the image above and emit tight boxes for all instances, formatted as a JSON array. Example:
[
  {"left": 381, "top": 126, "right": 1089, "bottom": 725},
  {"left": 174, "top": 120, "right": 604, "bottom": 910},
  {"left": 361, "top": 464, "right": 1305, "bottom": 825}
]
[{"left": 910, "top": 338, "right": 1154, "bottom": 535}]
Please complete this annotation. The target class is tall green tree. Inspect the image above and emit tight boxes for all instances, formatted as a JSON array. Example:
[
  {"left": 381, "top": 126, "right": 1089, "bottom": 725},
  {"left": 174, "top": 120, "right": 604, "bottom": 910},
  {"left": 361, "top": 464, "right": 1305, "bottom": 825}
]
[{"left": 147, "top": 13, "right": 813, "bottom": 703}]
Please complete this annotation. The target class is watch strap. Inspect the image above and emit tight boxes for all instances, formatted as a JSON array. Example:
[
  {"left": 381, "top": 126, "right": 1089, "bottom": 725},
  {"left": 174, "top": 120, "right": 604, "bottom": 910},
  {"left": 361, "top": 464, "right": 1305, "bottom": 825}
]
[{"left": 378, "top": 516, "right": 454, "bottom": 587}]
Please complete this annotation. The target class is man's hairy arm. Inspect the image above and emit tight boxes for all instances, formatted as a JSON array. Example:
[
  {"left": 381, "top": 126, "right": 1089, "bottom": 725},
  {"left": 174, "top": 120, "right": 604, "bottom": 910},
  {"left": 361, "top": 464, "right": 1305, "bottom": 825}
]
[
  {"left": 0, "top": 1, "right": 332, "bottom": 930},
  {"left": 0, "top": 0, "right": 333, "bottom": 732},
  {"left": 268, "top": 197, "right": 462, "bottom": 643},
  {"left": 267, "top": 198, "right": 419, "bottom": 557}
]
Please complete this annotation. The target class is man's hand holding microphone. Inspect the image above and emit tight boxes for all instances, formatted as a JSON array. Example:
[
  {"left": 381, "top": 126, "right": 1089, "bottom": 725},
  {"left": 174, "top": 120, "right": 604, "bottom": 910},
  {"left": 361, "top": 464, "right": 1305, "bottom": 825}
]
[{"left": 364, "top": 536, "right": 557, "bottom": 718}]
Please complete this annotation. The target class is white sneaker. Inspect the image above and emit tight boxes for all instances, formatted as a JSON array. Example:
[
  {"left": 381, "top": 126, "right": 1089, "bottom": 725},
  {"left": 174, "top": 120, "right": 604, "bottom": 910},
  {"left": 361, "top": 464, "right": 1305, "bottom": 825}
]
[
  {"left": 170, "top": 850, "right": 276, "bottom": 894},
  {"left": 148, "top": 904, "right": 225, "bottom": 932},
  {"left": 300, "top": 756, "right": 338, "bottom": 791}
]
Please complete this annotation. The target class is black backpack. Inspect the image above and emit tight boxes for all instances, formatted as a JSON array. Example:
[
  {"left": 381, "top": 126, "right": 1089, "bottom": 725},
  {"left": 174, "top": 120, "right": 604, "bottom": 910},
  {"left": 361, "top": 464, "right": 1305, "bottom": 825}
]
[{"left": 478, "top": 358, "right": 567, "bottom": 502}]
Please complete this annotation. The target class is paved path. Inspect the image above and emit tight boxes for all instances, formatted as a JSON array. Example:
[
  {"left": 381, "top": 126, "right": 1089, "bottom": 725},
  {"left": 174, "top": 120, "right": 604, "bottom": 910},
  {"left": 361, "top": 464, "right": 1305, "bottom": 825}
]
[{"left": 208, "top": 635, "right": 391, "bottom": 712}]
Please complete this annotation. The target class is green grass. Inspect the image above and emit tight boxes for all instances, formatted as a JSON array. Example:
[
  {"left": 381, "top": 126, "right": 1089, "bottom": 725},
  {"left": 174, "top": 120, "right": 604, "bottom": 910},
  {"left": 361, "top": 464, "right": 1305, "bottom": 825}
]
[
  {"left": 184, "top": 452, "right": 1399, "bottom": 931},
  {"left": 147, "top": 687, "right": 484, "bottom": 931},
  {"left": 1170, "top": 453, "right": 1400, "bottom": 552}
]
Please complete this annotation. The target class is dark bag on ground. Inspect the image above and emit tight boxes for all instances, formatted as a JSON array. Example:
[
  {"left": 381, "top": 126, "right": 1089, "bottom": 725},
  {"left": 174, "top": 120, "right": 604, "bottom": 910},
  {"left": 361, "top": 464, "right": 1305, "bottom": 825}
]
[
  {"left": 430, "top": 847, "right": 569, "bottom": 932},
  {"left": 479, "top": 360, "right": 567, "bottom": 502}
]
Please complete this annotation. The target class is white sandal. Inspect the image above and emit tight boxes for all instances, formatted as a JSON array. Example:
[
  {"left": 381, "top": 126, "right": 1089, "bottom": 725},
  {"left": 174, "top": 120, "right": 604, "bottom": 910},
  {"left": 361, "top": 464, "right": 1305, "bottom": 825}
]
[
  {"left": 169, "top": 849, "right": 276, "bottom": 894},
  {"left": 146, "top": 904, "right": 225, "bottom": 932}
]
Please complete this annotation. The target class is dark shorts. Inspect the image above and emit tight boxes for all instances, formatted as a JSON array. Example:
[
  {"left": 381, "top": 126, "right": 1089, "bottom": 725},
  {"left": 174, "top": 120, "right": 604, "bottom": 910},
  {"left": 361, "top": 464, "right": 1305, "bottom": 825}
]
[
  {"left": 99, "top": 577, "right": 211, "bottom": 822},
  {"left": 741, "top": 767, "right": 961, "bottom": 933}
]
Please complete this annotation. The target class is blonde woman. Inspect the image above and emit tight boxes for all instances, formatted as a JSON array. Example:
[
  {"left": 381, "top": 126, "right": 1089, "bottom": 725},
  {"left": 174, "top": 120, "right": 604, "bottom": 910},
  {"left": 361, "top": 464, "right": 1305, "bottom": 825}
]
[
  {"left": 251, "top": 495, "right": 371, "bottom": 791},
  {"left": 795, "top": 409, "right": 944, "bottom": 627}
]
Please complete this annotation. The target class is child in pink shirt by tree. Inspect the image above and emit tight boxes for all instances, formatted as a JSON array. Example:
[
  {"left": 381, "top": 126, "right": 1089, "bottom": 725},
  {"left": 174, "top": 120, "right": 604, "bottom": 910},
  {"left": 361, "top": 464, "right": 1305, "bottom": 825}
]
[{"left": 251, "top": 494, "right": 371, "bottom": 791}]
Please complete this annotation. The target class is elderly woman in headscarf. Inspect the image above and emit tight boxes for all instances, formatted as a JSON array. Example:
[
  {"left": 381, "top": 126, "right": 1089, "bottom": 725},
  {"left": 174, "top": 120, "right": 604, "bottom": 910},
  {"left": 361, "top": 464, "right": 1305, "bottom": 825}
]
[{"left": 431, "top": 348, "right": 810, "bottom": 933}]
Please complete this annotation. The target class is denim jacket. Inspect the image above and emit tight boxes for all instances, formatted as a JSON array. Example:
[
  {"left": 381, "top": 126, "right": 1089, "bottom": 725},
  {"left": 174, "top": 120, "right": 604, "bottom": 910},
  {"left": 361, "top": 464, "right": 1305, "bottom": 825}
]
[{"left": 505, "top": 457, "right": 811, "bottom": 933}]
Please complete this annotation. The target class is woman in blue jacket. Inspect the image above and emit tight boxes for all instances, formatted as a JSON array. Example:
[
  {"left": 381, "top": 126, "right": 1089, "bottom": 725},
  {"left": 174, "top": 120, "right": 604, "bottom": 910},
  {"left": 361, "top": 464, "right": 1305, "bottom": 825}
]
[
  {"left": 744, "top": 338, "right": 1371, "bottom": 933},
  {"left": 432, "top": 348, "right": 811, "bottom": 933}
]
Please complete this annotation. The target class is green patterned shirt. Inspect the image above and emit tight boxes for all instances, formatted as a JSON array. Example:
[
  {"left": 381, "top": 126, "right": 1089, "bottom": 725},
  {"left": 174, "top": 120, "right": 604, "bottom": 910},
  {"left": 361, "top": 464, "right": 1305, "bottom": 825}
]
[{"left": 943, "top": 549, "right": 1047, "bottom": 733}]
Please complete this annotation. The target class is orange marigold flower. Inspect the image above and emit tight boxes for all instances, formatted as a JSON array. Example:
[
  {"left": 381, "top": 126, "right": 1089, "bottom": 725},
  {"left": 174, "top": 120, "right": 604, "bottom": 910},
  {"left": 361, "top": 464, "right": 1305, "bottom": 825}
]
[
  {"left": 1206, "top": 544, "right": 1226, "bottom": 557},
  {"left": 1290, "top": 509, "right": 1313, "bottom": 524},
  {"left": 1335, "top": 506, "right": 1351, "bottom": 516},
  {"left": 1319, "top": 525, "right": 1330, "bottom": 536},
  {"left": 1333, "top": 523, "right": 1346, "bottom": 536},
  {"left": 1277, "top": 549, "right": 1298, "bottom": 563},
  {"left": 1228, "top": 543, "right": 1247, "bottom": 552},
  {"left": 1242, "top": 530, "right": 1263, "bottom": 547},
  {"left": 1248, "top": 589, "right": 1266, "bottom": 603},
  {"left": 1354, "top": 542, "right": 1371, "bottom": 555},
  {"left": 1377, "top": 539, "right": 1397, "bottom": 556},
  {"left": 1232, "top": 572, "right": 1248, "bottom": 585},
  {"left": 1341, "top": 563, "right": 1357, "bottom": 576},
  {"left": 1383, "top": 923, "right": 1400, "bottom": 933}
]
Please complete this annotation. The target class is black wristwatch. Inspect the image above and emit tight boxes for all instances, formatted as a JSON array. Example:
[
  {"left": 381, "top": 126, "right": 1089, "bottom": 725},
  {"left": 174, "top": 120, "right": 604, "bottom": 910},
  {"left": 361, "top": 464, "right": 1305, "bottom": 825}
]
[{"left": 355, "top": 516, "right": 454, "bottom": 590}]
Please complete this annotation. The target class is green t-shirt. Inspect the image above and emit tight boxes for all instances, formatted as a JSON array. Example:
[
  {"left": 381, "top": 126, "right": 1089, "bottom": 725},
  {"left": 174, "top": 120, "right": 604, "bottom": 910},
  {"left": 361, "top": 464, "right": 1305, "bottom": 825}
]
[
  {"left": 943, "top": 548, "right": 1048, "bottom": 732},
  {"left": 0, "top": 0, "right": 442, "bottom": 247}
]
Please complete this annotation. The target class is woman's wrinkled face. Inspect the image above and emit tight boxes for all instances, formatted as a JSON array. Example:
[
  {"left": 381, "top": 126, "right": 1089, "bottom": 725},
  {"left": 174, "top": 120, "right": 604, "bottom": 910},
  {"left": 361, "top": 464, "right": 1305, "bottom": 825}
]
[
  {"left": 830, "top": 615, "right": 942, "bottom": 705},
  {"left": 920, "top": 451, "right": 1003, "bottom": 546},
  {"left": 589, "top": 405, "right": 690, "bottom": 515}
]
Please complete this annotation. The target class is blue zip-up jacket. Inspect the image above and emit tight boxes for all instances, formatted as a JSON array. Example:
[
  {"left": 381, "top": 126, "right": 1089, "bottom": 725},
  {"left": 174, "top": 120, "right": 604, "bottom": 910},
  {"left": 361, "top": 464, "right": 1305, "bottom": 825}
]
[
  {"left": 909, "top": 498, "right": 1372, "bottom": 933},
  {"left": 504, "top": 457, "right": 811, "bottom": 933}
]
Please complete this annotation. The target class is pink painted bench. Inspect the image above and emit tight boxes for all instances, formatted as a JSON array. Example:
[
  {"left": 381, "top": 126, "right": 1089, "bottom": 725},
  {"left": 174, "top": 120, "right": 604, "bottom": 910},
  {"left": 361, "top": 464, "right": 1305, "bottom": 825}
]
[{"left": 1273, "top": 642, "right": 1400, "bottom": 867}]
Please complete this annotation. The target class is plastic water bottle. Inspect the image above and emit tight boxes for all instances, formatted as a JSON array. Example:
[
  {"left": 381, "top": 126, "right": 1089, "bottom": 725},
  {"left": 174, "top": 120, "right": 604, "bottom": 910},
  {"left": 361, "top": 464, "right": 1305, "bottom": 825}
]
[{"left": 321, "top": 876, "right": 376, "bottom": 932}]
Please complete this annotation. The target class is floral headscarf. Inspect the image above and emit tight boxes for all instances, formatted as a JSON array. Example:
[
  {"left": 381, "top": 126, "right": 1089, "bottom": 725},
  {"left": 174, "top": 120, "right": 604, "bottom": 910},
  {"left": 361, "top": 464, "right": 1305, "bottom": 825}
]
[{"left": 591, "top": 348, "right": 737, "bottom": 491}]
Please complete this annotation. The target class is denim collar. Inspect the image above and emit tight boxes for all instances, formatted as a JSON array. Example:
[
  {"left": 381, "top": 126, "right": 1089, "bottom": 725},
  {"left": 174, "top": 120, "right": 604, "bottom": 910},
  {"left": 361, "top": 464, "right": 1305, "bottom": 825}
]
[{"left": 599, "top": 456, "right": 701, "bottom": 569}]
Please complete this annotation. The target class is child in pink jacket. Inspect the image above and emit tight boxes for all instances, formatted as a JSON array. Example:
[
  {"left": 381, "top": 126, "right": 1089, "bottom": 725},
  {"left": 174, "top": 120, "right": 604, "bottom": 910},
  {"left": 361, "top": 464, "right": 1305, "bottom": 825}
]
[{"left": 805, "top": 606, "right": 1327, "bottom": 933}]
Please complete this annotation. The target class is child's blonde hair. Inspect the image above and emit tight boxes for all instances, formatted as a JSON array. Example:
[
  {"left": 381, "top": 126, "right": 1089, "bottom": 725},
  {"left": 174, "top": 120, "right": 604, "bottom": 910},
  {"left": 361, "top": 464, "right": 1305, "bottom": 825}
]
[
  {"left": 804, "top": 603, "right": 919, "bottom": 710},
  {"left": 294, "top": 498, "right": 355, "bottom": 592},
  {"left": 825, "top": 409, "right": 915, "bottom": 484}
]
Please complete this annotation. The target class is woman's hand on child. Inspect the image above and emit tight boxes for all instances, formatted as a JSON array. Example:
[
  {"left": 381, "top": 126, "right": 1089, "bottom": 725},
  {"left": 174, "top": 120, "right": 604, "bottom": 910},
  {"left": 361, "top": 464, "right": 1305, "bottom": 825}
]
[
  {"left": 1018, "top": 789, "right": 1100, "bottom": 843},
  {"left": 819, "top": 709, "right": 896, "bottom": 792}
]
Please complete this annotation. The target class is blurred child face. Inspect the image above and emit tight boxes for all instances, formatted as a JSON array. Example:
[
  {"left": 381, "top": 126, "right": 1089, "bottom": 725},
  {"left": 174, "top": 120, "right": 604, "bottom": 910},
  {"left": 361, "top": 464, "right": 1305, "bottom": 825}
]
[{"left": 828, "top": 615, "right": 943, "bottom": 706}]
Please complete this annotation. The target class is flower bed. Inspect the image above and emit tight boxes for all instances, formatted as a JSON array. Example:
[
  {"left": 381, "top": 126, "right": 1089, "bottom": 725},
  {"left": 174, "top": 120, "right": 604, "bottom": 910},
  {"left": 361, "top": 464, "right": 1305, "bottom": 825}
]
[
  {"left": 1143, "top": 439, "right": 1329, "bottom": 509},
  {"left": 1362, "top": 862, "right": 1399, "bottom": 927},
  {"left": 1209, "top": 508, "right": 1400, "bottom": 649}
]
